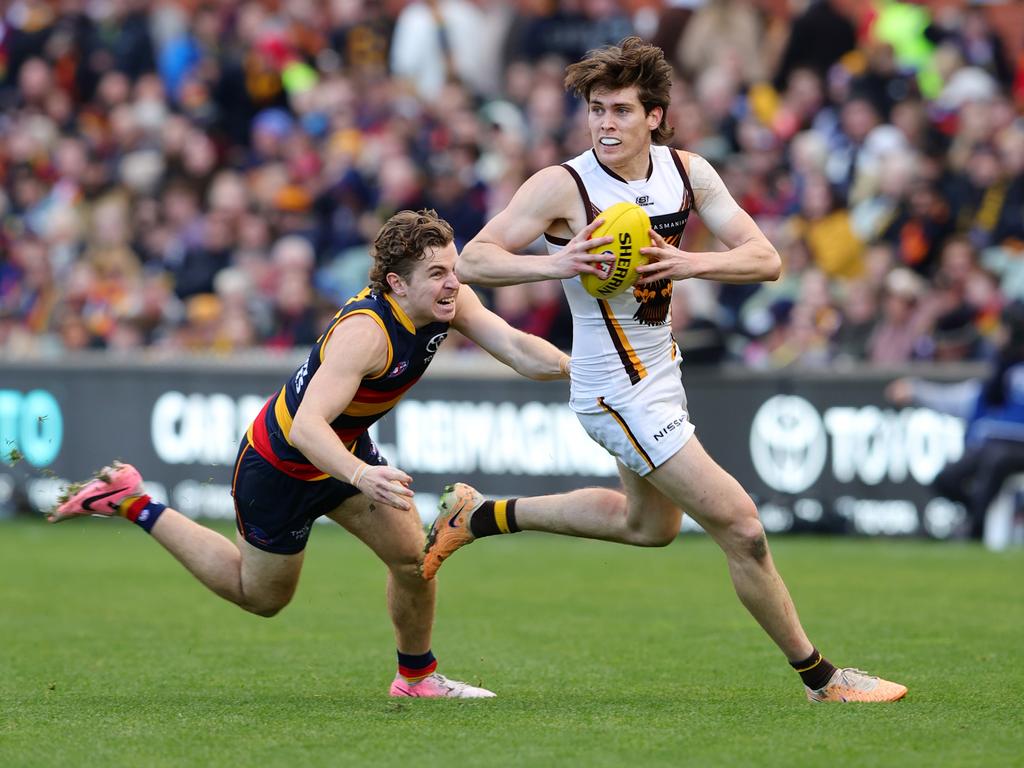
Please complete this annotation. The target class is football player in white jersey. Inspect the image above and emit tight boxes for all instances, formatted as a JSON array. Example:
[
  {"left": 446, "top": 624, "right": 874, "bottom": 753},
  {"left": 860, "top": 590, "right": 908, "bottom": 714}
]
[{"left": 423, "top": 37, "right": 906, "bottom": 703}]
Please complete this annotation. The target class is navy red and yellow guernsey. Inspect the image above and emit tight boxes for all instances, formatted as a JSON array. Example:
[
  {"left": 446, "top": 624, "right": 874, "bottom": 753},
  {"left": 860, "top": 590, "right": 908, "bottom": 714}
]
[{"left": 246, "top": 288, "right": 450, "bottom": 480}]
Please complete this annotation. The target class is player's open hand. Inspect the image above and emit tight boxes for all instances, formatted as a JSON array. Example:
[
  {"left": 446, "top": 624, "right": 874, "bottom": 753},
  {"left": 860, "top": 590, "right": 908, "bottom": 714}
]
[
  {"left": 553, "top": 218, "right": 614, "bottom": 279},
  {"left": 637, "top": 229, "right": 698, "bottom": 284},
  {"left": 355, "top": 465, "right": 415, "bottom": 510}
]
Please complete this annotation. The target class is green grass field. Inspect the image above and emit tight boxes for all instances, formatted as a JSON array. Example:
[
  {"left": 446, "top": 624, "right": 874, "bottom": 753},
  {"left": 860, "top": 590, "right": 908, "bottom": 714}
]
[{"left": 1, "top": 518, "right": 1022, "bottom": 768}]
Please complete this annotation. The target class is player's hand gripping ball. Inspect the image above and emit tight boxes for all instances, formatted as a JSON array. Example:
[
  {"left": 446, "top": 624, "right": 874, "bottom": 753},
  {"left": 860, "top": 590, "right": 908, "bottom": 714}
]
[{"left": 580, "top": 202, "right": 652, "bottom": 299}]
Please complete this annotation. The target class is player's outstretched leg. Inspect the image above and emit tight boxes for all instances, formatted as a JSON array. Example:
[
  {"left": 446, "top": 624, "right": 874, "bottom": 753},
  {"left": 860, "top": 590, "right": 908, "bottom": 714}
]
[
  {"left": 805, "top": 667, "right": 907, "bottom": 703},
  {"left": 49, "top": 461, "right": 145, "bottom": 522},
  {"left": 420, "top": 483, "right": 482, "bottom": 580},
  {"left": 389, "top": 672, "right": 495, "bottom": 698}
]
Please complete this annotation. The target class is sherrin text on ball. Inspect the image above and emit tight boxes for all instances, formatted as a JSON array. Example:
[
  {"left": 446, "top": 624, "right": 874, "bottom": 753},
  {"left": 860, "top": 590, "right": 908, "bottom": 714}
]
[{"left": 580, "top": 202, "right": 651, "bottom": 299}]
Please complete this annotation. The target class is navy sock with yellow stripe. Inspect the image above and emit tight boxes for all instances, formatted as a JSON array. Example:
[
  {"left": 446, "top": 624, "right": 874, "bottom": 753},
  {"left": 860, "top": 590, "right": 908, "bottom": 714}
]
[
  {"left": 469, "top": 499, "right": 521, "bottom": 538},
  {"left": 790, "top": 647, "right": 837, "bottom": 690}
]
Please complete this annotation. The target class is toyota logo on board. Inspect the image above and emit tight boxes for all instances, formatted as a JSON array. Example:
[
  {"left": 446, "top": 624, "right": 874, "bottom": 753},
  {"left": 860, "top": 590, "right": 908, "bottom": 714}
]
[{"left": 749, "top": 395, "right": 827, "bottom": 493}]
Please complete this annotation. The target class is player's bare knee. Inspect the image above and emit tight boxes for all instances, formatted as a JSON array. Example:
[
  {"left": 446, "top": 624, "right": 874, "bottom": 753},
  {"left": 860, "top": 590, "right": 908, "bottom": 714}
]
[
  {"left": 642, "top": 531, "right": 676, "bottom": 547},
  {"left": 627, "top": 524, "right": 677, "bottom": 547},
  {"left": 712, "top": 495, "right": 763, "bottom": 556},
  {"left": 243, "top": 598, "right": 289, "bottom": 618},
  {"left": 250, "top": 604, "right": 283, "bottom": 618},
  {"left": 623, "top": 506, "right": 677, "bottom": 547},
  {"left": 388, "top": 554, "right": 426, "bottom": 585},
  {"left": 748, "top": 529, "right": 769, "bottom": 562},
  {"left": 239, "top": 591, "right": 293, "bottom": 617},
  {"left": 727, "top": 515, "right": 768, "bottom": 562}
]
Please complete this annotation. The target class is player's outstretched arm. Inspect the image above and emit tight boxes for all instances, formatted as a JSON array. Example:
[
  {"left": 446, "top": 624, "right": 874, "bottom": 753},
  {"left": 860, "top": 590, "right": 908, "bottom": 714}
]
[
  {"left": 636, "top": 152, "right": 781, "bottom": 285},
  {"left": 451, "top": 287, "right": 570, "bottom": 381},
  {"left": 289, "top": 315, "right": 415, "bottom": 510},
  {"left": 460, "top": 166, "right": 612, "bottom": 286}
]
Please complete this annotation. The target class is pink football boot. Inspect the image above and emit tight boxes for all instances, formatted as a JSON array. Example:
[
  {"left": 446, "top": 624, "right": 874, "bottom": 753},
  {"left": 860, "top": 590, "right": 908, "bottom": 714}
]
[
  {"left": 48, "top": 461, "right": 144, "bottom": 522},
  {"left": 389, "top": 673, "right": 496, "bottom": 698}
]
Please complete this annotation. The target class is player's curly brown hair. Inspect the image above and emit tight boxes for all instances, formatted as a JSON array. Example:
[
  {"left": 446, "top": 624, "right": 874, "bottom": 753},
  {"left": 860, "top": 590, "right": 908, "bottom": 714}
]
[
  {"left": 564, "top": 36, "right": 675, "bottom": 145},
  {"left": 368, "top": 209, "right": 455, "bottom": 294}
]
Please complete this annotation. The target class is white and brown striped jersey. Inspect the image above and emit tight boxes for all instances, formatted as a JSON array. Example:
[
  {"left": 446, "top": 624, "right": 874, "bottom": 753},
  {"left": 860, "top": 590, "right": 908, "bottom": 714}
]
[{"left": 546, "top": 144, "right": 694, "bottom": 402}]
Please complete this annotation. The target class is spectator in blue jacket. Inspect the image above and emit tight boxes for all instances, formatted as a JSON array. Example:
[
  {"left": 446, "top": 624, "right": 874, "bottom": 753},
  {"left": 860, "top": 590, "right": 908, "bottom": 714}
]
[{"left": 887, "top": 300, "right": 1024, "bottom": 538}]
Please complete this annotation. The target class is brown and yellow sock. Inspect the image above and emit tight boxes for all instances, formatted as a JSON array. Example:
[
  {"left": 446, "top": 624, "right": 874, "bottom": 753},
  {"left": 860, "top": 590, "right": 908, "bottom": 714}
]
[
  {"left": 468, "top": 499, "right": 521, "bottom": 538},
  {"left": 790, "top": 647, "right": 837, "bottom": 690}
]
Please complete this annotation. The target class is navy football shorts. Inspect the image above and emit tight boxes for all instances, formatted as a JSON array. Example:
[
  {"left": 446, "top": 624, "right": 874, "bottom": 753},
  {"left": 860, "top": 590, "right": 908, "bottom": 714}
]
[{"left": 230, "top": 433, "right": 387, "bottom": 555}]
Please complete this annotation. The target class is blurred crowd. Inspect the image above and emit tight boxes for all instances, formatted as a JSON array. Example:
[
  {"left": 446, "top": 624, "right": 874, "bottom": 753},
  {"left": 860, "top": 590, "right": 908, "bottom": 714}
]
[{"left": 2, "top": 0, "right": 1024, "bottom": 367}]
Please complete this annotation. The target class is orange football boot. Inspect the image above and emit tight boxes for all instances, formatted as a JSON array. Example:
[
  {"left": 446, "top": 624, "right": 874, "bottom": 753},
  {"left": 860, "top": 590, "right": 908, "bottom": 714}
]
[
  {"left": 807, "top": 668, "right": 908, "bottom": 702},
  {"left": 420, "top": 483, "right": 482, "bottom": 580}
]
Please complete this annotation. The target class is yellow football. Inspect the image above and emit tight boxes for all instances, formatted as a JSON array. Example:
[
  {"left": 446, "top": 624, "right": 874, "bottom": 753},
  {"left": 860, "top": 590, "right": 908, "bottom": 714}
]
[{"left": 579, "top": 202, "right": 652, "bottom": 299}]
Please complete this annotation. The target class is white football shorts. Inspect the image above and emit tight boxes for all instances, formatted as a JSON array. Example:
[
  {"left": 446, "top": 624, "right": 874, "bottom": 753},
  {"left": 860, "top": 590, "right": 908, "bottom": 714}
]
[{"left": 571, "top": 366, "right": 695, "bottom": 476}]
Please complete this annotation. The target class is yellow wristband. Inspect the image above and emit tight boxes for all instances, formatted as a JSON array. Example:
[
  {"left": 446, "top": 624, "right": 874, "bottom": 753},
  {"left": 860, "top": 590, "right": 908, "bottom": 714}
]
[{"left": 559, "top": 356, "right": 571, "bottom": 376}]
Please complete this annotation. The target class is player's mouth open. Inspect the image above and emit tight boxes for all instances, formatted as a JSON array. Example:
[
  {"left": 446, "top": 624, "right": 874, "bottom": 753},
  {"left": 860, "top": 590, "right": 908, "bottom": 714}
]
[
  {"left": 599, "top": 137, "right": 621, "bottom": 146},
  {"left": 437, "top": 297, "right": 456, "bottom": 306}
]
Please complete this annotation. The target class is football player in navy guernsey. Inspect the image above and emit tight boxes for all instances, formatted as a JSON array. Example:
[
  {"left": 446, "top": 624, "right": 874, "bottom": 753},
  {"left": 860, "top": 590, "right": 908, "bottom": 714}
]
[
  {"left": 422, "top": 37, "right": 906, "bottom": 703},
  {"left": 50, "top": 210, "right": 571, "bottom": 699}
]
